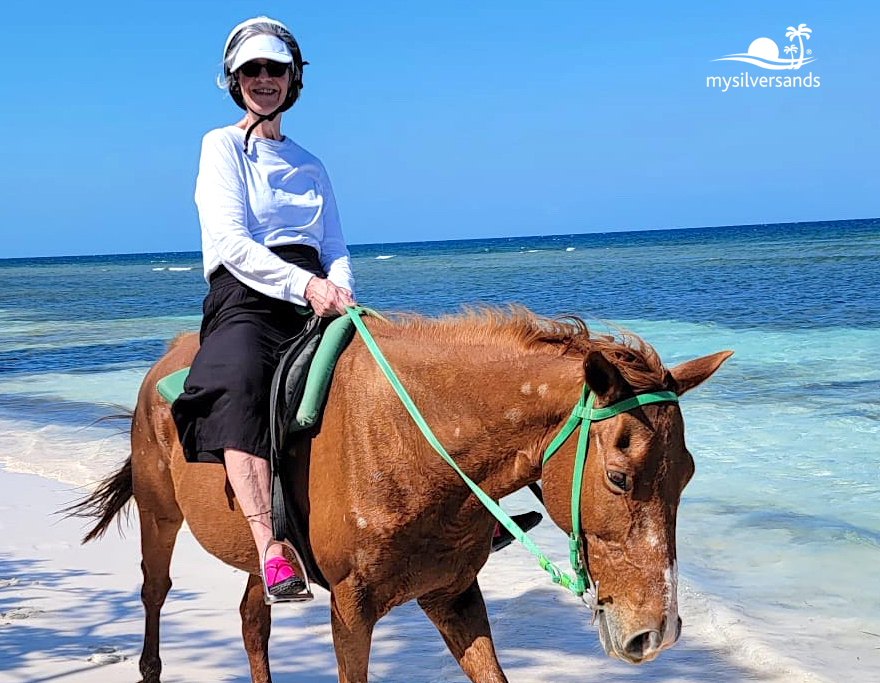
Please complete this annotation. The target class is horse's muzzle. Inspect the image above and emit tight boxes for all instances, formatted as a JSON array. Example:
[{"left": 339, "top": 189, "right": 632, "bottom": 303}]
[{"left": 596, "top": 613, "right": 682, "bottom": 664}]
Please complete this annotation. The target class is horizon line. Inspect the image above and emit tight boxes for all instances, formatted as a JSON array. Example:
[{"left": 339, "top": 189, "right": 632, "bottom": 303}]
[{"left": 3, "top": 216, "right": 877, "bottom": 262}]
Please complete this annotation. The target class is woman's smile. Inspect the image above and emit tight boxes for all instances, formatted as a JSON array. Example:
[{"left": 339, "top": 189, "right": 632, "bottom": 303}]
[{"left": 250, "top": 86, "right": 280, "bottom": 102}]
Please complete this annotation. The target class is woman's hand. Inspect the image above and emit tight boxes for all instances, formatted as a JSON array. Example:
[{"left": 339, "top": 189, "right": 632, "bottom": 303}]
[{"left": 304, "top": 277, "right": 356, "bottom": 317}]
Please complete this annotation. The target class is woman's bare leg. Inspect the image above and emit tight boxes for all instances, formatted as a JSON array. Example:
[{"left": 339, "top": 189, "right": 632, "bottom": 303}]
[{"left": 224, "top": 448, "right": 285, "bottom": 561}]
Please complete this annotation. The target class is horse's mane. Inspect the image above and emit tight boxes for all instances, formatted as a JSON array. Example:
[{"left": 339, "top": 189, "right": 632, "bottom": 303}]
[{"left": 383, "top": 305, "right": 668, "bottom": 391}]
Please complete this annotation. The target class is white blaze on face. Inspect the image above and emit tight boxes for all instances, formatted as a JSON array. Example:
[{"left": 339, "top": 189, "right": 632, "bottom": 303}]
[
  {"left": 661, "top": 560, "right": 679, "bottom": 648},
  {"left": 642, "top": 518, "right": 663, "bottom": 550}
]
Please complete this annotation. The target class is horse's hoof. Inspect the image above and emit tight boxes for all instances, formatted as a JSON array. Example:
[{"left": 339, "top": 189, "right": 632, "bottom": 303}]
[{"left": 138, "top": 659, "right": 162, "bottom": 683}]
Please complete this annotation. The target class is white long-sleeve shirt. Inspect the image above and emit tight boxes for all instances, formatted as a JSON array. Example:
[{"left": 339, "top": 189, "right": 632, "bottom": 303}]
[{"left": 195, "top": 125, "right": 355, "bottom": 305}]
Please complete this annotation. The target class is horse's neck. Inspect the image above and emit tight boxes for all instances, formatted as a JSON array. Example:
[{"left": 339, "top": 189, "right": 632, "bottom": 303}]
[{"left": 386, "top": 335, "right": 583, "bottom": 499}]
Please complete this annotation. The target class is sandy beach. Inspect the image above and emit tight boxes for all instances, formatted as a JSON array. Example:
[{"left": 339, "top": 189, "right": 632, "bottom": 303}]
[{"left": 0, "top": 462, "right": 832, "bottom": 683}]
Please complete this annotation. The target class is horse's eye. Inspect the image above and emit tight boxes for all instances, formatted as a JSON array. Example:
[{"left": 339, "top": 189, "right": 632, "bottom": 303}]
[{"left": 607, "top": 470, "right": 629, "bottom": 491}]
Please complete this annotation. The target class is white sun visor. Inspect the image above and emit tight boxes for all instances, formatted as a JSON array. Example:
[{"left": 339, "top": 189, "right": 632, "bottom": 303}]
[{"left": 230, "top": 34, "right": 293, "bottom": 73}]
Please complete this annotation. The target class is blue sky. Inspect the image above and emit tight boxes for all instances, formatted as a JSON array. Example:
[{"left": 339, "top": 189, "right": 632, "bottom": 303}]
[{"left": 1, "top": 0, "right": 876, "bottom": 257}]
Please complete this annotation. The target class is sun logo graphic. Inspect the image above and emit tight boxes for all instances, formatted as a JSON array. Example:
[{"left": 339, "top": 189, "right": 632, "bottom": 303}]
[{"left": 713, "top": 23, "right": 815, "bottom": 70}]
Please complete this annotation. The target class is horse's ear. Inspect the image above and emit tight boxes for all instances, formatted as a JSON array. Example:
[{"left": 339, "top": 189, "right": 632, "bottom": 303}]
[
  {"left": 668, "top": 350, "right": 733, "bottom": 395},
  {"left": 585, "top": 350, "right": 626, "bottom": 400}
]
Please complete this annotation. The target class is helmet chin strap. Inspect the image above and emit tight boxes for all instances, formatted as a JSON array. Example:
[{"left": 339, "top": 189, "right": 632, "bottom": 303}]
[
  {"left": 241, "top": 71, "right": 296, "bottom": 153},
  {"left": 243, "top": 106, "right": 283, "bottom": 153}
]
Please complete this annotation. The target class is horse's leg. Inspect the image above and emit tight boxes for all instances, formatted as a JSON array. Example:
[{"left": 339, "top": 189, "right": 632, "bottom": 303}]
[
  {"left": 137, "top": 504, "right": 183, "bottom": 683},
  {"left": 240, "top": 573, "right": 272, "bottom": 683},
  {"left": 418, "top": 579, "right": 508, "bottom": 683},
  {"left": 329, "top": 582, "right": 377, "bottom": 683}
]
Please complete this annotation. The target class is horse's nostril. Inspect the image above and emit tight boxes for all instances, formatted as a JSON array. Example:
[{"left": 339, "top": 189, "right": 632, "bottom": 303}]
[
  {"left": 676, "top": 616, "right": 682, "bottom": 641},
  {"left": 623, "top": 630, "right": 662, "bottom": 660}
]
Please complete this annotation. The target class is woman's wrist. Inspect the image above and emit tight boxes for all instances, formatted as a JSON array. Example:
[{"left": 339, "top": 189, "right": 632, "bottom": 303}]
[{"left": 304, "top": 275, "right": 320, "bottom": 299}]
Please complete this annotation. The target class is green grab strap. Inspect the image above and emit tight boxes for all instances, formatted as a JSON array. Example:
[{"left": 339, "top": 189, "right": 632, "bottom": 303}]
[
  {"left": 295, "top": 310, "right": 364, "bottom": 428},
  {"left": 295, "top": 304, "right": 387, "bottom": 428},
  {"left": 345, "top": 307, "right": 584, "bottom": 595}
]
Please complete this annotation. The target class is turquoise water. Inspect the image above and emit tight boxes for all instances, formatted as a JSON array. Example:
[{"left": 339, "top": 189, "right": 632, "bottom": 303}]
[{"left": 0, "top": 218, "right": 878, "bottom": 680}]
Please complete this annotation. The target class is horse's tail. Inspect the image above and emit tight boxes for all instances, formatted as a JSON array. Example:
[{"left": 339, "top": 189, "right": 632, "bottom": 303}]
[{"left": 63, "top": 455, "right": 134, "bottom": 543}]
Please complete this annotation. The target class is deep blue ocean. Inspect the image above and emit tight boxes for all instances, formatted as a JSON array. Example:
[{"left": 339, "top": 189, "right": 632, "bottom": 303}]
[{"left": 0, "top": 217, "right": 878, "bottom": 681}]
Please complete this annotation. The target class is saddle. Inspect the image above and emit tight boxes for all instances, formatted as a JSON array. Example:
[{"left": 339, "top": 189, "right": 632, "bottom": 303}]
[
  {"left": 267, "top": 312, "right": 357, "bottom": 590},
  {"left": 156, "top": 311, "right": 361, "bottom": 592}
]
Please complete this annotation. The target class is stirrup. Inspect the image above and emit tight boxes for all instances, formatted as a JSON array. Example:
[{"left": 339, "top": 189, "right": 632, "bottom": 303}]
[
  {"left": 260, "top": 538, "right": 315, "bottom": 604},
  {"left": 491, "top": 511, "right": 544, "bottom": 553}
]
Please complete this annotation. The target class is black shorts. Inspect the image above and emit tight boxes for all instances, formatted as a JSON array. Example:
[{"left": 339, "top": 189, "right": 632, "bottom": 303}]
[{"left": 171, "top": 245, "right": 325, "bottom": 464}]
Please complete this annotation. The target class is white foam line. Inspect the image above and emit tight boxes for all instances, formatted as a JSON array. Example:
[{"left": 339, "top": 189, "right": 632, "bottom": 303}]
[
  {"left": 678, "top": 579, "right": 833, "bottom": 683},
  {"left": 0, "top": 419, "right": 130, "bottom": 487}
]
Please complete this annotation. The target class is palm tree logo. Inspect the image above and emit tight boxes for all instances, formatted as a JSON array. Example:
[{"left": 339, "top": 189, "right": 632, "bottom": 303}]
[
  {"left": 712, "top": 23, "right": 816, "bottom": 70},
  {"left": 784, "top": 44, "right": 799, "bottom": 68},
  {"left": 785, "top": 23, "right": 812, "bottom": 70}
]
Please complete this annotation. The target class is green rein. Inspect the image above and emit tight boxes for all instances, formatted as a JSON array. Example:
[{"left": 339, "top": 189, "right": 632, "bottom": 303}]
[{"left": 345, "top": 307, "right": 678, "bottom": 607}]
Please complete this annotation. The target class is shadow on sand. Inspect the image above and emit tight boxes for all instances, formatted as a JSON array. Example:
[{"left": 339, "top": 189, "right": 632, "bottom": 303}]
[{"left": 1, "top": 553, "right": 771, "bottom": 683}]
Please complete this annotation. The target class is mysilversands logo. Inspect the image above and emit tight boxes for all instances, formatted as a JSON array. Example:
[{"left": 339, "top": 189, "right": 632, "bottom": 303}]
[{"left": 707, "top": 23, "right": 820, "bottom": 91}]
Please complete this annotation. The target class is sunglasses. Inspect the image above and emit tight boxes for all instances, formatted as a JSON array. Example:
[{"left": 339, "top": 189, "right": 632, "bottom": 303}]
[{"left": 238, "top": 61, "right": 290, "bottom": 78}]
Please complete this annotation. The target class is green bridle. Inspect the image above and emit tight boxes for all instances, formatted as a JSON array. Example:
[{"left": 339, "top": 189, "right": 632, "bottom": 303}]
[
  {"left": 541, "top": 386, "right": 679, "bottom": 610},
  {"left": 345, "top": 307, "right": 679, "bottom": 611}
]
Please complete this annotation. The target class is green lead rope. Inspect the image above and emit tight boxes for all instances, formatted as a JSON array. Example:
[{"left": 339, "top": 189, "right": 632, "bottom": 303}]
[
  {"left": 345, "top": 306, "right": 679, "bottom": 604},
  {"left": 345, "top": 307, "right": 584, "bottom": 595}
]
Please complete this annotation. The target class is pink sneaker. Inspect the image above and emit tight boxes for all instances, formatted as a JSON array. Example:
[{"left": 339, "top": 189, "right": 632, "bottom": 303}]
[{"left": 264, "top": 557, "right": 306, "bottom": 598}]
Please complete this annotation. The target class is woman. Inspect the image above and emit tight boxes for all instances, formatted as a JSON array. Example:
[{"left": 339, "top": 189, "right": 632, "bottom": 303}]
[{"left": 172, "top": 16, "right": 355, "bottom": 601}]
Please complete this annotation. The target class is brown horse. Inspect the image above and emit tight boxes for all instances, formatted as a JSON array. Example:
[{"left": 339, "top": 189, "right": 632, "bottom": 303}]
[{"left": 74, "top": 307, "right": 731, "bottom": 683}]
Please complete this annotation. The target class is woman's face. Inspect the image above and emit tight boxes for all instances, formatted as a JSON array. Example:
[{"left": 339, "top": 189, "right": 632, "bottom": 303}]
[{"left": 236, "top": 59, "right": 290, "bottom": 115}]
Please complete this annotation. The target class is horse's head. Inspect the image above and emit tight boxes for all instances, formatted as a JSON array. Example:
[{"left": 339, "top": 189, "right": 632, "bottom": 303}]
[{"left": 542, "top": 346, "right": 732, "bottom": 664}]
